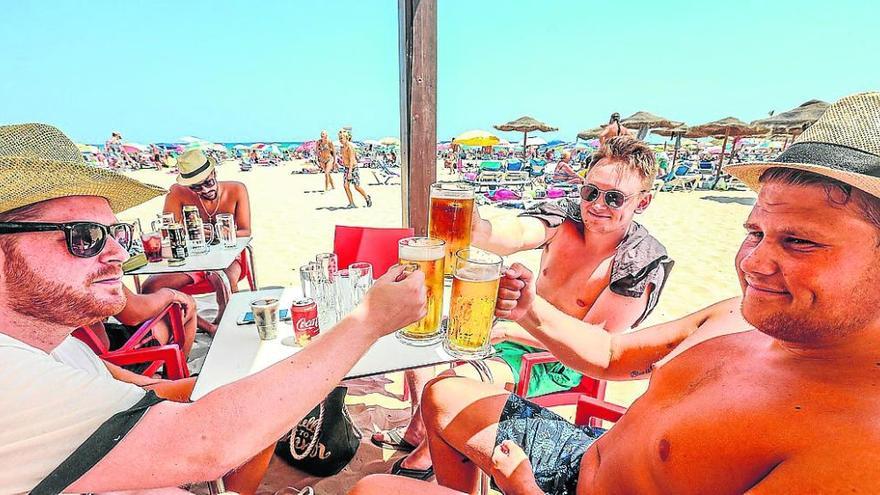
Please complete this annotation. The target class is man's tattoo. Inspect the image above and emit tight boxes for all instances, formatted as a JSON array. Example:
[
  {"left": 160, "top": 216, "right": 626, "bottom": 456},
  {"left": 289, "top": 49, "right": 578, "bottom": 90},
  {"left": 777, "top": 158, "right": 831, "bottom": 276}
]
[{"left": 629, "top": 363, "right": 655, "bottom": 378}]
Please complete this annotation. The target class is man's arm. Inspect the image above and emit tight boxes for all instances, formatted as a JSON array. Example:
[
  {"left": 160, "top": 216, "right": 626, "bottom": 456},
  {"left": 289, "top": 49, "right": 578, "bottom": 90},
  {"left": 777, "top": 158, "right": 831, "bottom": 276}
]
[
  {"left": 115, "top": 286, "right": 179, "bottom": 326},
  {"left": 497, "top": 264, "right": 733, "bottom": 381},
  {"left": 471, "top": 207, "right": 556, "bottom": 256},
  {"left": 162, "top": 189, "right": 182, "bottom": 223},
  {"left": 233, "top": 183, "right": 252, "bottom": 236},
  {"left": 68, "top": 266, "right": 427, "bottom": 493}
]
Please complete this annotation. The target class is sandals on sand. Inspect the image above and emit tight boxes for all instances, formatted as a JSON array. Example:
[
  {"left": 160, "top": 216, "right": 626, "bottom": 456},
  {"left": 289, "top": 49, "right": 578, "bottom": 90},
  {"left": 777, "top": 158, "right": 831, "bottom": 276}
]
[
  {"left": 370, "top": 426, "right": 416, "bottom": 452},
  {"left": 391, "top": 456, "right": 434, "bottom": 481}
]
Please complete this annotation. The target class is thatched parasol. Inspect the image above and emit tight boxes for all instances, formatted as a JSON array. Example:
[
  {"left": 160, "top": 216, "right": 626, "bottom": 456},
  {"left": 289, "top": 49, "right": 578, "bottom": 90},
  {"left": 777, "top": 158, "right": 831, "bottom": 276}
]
[
  {"left": 576, "top": 126, "right": 606, "bottom": 141},
  {"left": 493, "top": 116, "right": 558, "bottom": 156},
  {"left": 752, "top": 99, "right": 829, "bottom": 132},
  {"left": 620, "top": 112, "right": 683, "bottom": 138},
  {"left": 689, "top": 117, "right": 768, "bottom": 188},
  {"left": 651, "top": 126, "right": 695, "bottom": 169}
]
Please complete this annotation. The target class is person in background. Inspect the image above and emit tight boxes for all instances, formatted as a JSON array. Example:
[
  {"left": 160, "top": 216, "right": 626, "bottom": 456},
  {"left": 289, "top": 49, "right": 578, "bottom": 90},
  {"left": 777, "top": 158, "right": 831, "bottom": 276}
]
[
  {"left": 316, "top": 130, "right": 336, "bottom": 192},
  {"left": 339, "top": 128, "right": 372, "bottom": 208}
]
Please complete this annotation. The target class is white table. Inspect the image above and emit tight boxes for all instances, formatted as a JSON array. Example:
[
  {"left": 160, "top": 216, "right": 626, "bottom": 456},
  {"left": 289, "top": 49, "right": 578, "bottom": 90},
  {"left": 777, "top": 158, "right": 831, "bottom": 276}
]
[
  {"left": 191, "top": 287, "right": 490, "bottom": 400},
  {"left": 127, "top": 237, "right": 256, "bottom": 293}
]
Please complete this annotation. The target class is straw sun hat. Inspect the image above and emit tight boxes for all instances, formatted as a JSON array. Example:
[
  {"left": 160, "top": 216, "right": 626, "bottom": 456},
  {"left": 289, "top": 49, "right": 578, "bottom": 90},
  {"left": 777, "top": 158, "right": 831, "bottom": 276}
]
[
  {"left": 725, "top": 92, "right": 880, "bottom": 198},
  {"left": 0, "top": 123, "right": 165, "bottom": 214},
  {"left": 176, "top": 148, "right": 217, "bottom": 186}
]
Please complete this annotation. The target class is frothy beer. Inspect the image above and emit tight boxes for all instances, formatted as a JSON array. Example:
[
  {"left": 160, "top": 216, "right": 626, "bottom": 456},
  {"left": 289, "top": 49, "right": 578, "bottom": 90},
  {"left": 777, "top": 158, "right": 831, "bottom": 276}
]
[
  {"left": 429, "top": 183, "right": 475, "bottom": 276},
  {"left": 397, "top": 237, "right": 446, "bottom": 345},
  {"left": 445, "top": 248, "right": 503, "bottom": 359}
]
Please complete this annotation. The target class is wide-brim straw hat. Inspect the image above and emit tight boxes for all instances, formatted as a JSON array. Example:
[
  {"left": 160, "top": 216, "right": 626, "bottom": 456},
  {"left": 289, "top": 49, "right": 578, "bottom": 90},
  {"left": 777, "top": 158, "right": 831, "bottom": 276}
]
[
  {"left": 0, "top": 123, "right": 165, "bottom": 214},
  {"left": 725, "top": 92, "right": 880, "bottom": 198},
  {"left": 176, "top": 148, "right": 217, "bottom": 185}
]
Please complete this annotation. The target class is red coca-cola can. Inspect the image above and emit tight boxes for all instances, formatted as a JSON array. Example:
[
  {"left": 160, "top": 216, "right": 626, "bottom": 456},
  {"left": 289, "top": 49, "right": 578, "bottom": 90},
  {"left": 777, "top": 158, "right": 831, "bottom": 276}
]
[{"left": 291, "top": 298, "right": 320, "bottom": 346}]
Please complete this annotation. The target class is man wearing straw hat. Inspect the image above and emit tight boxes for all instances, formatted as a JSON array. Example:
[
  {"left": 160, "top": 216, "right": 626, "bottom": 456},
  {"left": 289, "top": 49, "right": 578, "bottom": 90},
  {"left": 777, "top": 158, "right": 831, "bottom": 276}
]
[
  {"left": 0, "top": 123, "right": 429, "bottom": 494},
  {"left": 141, "top": 148, "right": 252, "bottom": 331},
  {"left": 352, "top": 92, "right": 880, "bottom": 494}
]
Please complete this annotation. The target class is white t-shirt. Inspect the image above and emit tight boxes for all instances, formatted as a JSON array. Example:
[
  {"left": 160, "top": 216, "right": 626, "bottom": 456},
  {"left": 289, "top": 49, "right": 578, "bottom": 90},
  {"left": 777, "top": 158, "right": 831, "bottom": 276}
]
[{"left": 0, "top": 333, "right": 146, "bottom": 494}]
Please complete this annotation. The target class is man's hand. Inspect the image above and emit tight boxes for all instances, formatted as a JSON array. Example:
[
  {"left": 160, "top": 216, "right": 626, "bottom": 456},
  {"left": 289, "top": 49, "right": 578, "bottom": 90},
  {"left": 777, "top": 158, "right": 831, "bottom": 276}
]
[
  {"left": 491, "top": 440, "right": 544, "bottom": 495},
  {"left": 163, "top": 288, "right": 194, "bottom": 317},
  {"left": 354, "top": 264, "right": 427, "bottom": 339},
  {"left": 495, "top": 263, "right": 536, "bottom": 322}
]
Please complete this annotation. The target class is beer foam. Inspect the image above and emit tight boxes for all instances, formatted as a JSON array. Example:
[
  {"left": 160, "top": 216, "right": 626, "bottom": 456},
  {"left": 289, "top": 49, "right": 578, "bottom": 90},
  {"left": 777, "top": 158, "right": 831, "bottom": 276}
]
[
  {"left": 455, "top": 265, "right": 499, "bottom": 282},
  {"left": 399, "top": 238, "right": 445, "bottom": 261}
]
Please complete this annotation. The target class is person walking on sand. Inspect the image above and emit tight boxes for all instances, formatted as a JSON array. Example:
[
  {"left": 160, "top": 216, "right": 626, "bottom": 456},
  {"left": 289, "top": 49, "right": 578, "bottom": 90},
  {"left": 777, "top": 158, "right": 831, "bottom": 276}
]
[
  {"left": 340, "top": 128, "right": 372, "bottom": 208},
  {"left": 316, "top": 130, "right": 336, "bottom": 192}
]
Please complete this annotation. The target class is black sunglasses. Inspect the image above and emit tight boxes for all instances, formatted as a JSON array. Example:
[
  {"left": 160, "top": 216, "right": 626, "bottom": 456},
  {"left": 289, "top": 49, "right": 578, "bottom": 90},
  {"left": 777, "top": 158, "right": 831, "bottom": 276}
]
[
  {"left": 0, "top": 222, "right": 133, "bottom": 258},
  {"left": 579, "top": 184, "right": 646, "bottom": 209},
  {"left": 189, "top": 176, "right": 217, "bottom": 192}
]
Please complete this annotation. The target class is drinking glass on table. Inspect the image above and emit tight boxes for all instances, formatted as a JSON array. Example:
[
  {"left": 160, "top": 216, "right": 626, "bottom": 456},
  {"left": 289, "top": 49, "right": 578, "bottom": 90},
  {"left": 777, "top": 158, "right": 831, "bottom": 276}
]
[
  {"left": 335, "top": 269, "right": 354, "bottom": 317},
  {"left": 299, "top": 261, "right": 321, "bottom": 298},
  {"left": 397, "top": 237, "right": 446, "bottom": 346},
  {"left": 141, "top": 230, "right": 163, "bottom": 262},
  {"left": 302, "top": 262, "right": 338, "bottom": 328},
  {"left": 315, "top": 252, "right": 339, "bottom": 282},
  {"left": 445, "top": 248, "right": 503, "bottom": 359},
  {"left": 348, "top": 262, "right": 373, "bottom": 306},
  {"left": 428, "top": 182, "right": 475, "bottom": 276},
  {"left": 216, "top": 213, "right": 237, "bottom": 248}
]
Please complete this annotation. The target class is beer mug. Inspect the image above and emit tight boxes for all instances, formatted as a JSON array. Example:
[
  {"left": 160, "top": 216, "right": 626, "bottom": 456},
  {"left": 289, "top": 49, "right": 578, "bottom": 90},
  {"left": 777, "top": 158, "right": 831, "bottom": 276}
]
[
  {"left": 428, "top": 183, "right": 475, "bottom": 276},
  {"left": 445, "top": 248, "right": 503, "bottom": 360},
  {"left": 397, "top": 237, "right": 445, "bottom": 346},
  {"left": 216, "top": 213, "right": 237, "bottom": 248},
  {"left": 152, "top": 212, "right": 176, "bottom": 238},
  {"left": 188, "top": 220, "right": 216, "bottom": 255}
]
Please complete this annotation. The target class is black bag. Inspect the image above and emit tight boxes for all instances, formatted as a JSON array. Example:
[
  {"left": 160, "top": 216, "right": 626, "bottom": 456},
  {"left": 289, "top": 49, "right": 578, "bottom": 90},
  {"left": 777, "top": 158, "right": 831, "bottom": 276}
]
[{"left": 275, "top": 386, "right": 362, "bottom": 477}]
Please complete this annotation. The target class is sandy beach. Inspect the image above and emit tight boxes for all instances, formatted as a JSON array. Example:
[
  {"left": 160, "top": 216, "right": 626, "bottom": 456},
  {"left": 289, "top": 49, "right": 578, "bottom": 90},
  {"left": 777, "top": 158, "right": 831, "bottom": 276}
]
[{"left": 121, "top": 160, "right": 756, "bottom": 493}]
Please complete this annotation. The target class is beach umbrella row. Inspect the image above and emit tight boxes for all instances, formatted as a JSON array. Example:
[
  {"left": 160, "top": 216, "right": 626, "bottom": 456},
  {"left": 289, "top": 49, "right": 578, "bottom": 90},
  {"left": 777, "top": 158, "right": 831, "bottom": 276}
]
[{"left": 493, "top": 116, "right": 558, "bottom": 153}]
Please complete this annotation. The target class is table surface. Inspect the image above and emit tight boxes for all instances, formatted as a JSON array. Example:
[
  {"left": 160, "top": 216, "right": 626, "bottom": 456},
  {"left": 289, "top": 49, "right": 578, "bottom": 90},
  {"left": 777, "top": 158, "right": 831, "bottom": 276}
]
[
  {"left": 128, "top": 236, "right": 251, "bottom": 276},
  {"left": 191, "top": 286, "right": 459, "bottom": 400}
]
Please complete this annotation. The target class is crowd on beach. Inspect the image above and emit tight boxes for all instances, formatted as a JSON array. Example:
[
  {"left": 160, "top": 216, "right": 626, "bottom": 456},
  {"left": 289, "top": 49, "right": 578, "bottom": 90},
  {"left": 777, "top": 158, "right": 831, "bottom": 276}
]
[{"left": 3, "top": 92, "right": 880, "bottom": 495}]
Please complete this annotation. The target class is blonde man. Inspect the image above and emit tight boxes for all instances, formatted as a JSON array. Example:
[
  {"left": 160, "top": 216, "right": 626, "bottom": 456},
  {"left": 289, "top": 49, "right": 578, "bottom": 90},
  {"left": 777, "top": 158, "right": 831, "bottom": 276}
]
[{"left": 340, "top": 128, "right": 372, "bottom": 208}]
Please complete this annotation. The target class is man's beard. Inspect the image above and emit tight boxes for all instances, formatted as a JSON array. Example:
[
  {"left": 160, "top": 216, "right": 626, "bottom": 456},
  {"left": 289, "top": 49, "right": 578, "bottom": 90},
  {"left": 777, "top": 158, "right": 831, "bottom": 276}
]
[
  {"left": 199, "top": 189, "right": 218, "bottom": 201},
  {"left": 3, "top": 242, "right": 126, "bottom": 327}
]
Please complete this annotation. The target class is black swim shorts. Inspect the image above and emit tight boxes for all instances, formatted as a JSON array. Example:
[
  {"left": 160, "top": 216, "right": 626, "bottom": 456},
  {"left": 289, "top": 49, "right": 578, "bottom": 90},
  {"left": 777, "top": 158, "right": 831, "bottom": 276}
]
[{"left": 494, "top": 394, "right": 603, "bottom": 495}]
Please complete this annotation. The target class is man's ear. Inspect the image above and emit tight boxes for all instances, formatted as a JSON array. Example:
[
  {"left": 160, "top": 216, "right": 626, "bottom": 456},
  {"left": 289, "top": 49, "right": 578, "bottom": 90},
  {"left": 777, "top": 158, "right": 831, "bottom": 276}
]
[{"left": 634, "top": 192, "right": 653, "bottom": 214}]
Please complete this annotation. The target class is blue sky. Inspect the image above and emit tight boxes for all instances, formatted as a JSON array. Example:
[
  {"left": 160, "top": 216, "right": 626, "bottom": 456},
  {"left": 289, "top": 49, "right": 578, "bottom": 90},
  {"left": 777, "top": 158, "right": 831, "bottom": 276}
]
[{"left": 1, "top": 0, "right": 877, "bottom": 144}]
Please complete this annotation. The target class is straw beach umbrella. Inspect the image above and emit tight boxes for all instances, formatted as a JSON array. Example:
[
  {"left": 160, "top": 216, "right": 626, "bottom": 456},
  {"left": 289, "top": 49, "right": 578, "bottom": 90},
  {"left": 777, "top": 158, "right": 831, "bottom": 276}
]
[
  {"left": 577, "top": 126, "right": 606, "bottom": 140},
  {"left": 493, "top": 116, "right": 558, "bottom": 157},
  {"left": 652, "top": 126, "right": 695, "bottom": 170},
  {"left": 689, "top": 117, "right": 768, "bottom": 188},
  {"left": 620, "top": 111, "right": 683, "bottom": 139},
  {"left": 752, "top": 99, "right": 830, "bottom": 147}
]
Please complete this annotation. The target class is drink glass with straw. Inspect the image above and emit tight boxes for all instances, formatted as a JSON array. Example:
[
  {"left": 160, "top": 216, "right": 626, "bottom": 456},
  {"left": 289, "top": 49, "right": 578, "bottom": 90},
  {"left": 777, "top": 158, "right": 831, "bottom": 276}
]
[
  {"left": 428, "top": 182, "right": 475, "bottom": 277},
  {"left": 397, "top": 237, "right": 446, "bottom": 346},
  {"left": 445, "top": 248, "right": 503, "bottom": 359}
]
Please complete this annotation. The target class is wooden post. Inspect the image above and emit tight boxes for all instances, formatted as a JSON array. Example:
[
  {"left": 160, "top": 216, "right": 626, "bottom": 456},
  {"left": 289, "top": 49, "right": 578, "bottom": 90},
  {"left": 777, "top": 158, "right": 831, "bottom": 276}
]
[
  {"left": 711, "top": 130, "right": 730, "bottom": 190},
  {"left": 399, "top": 0, "right": 437, "bottom": 236}
]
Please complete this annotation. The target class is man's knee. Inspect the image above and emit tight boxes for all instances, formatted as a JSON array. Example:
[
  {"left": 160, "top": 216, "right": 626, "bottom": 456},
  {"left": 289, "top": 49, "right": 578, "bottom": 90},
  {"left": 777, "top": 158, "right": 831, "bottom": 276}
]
[
  {"left": 421, "top": 375, "right": 467, "bottom": 427},
  {"left": 350, "top": 474, "right": 396, "bottom": 495}
]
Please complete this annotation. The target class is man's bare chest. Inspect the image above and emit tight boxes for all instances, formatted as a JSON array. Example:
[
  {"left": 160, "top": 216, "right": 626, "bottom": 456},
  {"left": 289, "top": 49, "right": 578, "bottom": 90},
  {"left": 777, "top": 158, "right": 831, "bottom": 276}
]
[{"left": 536, "top": 231, "right": 614, "bottom": 316}]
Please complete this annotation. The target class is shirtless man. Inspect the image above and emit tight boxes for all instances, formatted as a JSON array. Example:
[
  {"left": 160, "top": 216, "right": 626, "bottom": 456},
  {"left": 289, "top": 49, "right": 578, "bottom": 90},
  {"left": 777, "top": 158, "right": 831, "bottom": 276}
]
[
  {"left": 353, "top": 92, "right": 880, "bottom": 494},
  {"left": 316, "top": 129, "right": 336, "bottom": 192},
  {"left": 141, "top": 148, "right": 251, "bottom": 329},
  {"left": 340, "top": 128, "right": 372, "bottom": 208},
  {"left": 374, "top": 136, "right": 672, "bottom": 479}
]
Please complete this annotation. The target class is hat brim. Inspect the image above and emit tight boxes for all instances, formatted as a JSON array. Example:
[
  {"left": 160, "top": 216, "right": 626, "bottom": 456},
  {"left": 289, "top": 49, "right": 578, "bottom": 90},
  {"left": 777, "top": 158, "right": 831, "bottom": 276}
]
[
  {"left": 724, "top": 161, "right": 880, "bottom": 199},
  {"left": 176, "top": 155, "right": 216, "bottom": 186},
  {"left": 0, "top": 158, "right": 165, "bottom": 214}
]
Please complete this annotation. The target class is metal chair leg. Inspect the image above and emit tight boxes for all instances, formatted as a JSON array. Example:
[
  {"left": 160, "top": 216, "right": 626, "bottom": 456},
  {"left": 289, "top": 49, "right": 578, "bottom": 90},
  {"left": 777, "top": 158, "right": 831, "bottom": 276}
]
[{"left": 245, "top": 244, "right": 258, "bottom": 290}]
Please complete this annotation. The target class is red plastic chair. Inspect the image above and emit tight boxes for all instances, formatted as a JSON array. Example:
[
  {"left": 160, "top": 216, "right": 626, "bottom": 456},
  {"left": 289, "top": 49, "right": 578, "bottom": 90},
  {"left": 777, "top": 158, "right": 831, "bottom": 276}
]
[
  {"left": 574, "top": 395, "right": 627, "bottom": 426},
  {"left": 515, "top": 351, "right": 608, "bottom": 427},
  {"left": 333, "top": 225, "right": 415, "bottom": 277},
  {"left": 178, "top": 246, "right": 258, "bottom": 295},
  {"left": 72, "top": 302, "right": 190, "bottom": 380}
]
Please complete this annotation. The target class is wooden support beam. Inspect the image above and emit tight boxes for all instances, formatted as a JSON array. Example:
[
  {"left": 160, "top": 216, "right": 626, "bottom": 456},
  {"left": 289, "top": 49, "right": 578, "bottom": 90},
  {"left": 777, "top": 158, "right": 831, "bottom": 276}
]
[{"left": 398, "top": 0, "right": 437, "bottom": 235}]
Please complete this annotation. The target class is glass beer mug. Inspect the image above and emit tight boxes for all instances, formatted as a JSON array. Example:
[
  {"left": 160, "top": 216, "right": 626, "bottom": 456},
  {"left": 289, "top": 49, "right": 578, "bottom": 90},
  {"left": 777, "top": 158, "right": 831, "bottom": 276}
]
[
  {"left": 445, "top": 248, "right": 503, "bottom": 360},
  {"left": 397, "top": 237, "right": 446, "bottom": 346},
  {"left": 428, "top": 183, "right": 475, "bottom": 276},
  {"left": 188, "top": 219, "right": 216, "bottom": 255}
]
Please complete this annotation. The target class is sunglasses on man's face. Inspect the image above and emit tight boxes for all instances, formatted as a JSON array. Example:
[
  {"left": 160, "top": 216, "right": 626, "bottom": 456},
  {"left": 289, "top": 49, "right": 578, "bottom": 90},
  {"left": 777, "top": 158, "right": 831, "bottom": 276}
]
[
  {"left": 188, "top": 176, "right": 217, "bottom": 192},
  {"left": 579, "top": 184, "right": 645, "bottom": 209},
  {"left": 0, "top": 222, "right": 132, "bottom": 258}
]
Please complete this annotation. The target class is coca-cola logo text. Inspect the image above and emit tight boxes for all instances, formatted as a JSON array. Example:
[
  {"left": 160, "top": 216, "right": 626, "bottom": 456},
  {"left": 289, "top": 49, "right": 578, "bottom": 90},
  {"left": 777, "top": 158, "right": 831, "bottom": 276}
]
[{"left": 295, "top": 317, "right": 319, "bottom": 332}]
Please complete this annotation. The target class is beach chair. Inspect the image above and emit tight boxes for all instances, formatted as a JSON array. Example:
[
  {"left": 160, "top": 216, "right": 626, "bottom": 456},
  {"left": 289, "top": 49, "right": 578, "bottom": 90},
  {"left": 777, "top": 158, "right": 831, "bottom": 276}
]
[
  {"left": 502, "top": 171, "right": 532, "bottom": 191},
  {"left": 506, "top": 160, "right": 523, "bottom": 172},
  {"left": 528, "top": 159, "right": 547, "bottom": 177},
  {"left": 479, "top": 160, "right": 503, "bottom": 172},
  {"left": 514, "top": 351, "right": 608, "bottom": 428},
  {"left": 72, "top": 302, "right": 189, "bottom": 380},
  {"left": 369, "top": 163, "right": 401, "bottom": 185},
  {"left": 662, "top": 164, "right": 700, "bottom": 192},
  {"left": 333, "top": 225, "right": 415, "bottom": 277}
]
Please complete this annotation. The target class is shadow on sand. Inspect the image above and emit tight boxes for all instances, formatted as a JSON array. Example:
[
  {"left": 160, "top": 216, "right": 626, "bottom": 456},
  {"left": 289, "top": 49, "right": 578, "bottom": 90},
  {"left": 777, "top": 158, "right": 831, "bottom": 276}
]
[
  {"left": 701, "top": 195, "right": 756, "bottom": 206},
  {"left": 315, "top": 205, "right": 357, "bottom": 211}
]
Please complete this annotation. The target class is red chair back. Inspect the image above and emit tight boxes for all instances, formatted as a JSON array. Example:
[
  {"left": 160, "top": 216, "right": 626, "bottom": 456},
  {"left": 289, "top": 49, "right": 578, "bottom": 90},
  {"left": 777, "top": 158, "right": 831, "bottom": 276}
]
[{"left": 333, "top": 225, "right": 415, "bottom": 276}]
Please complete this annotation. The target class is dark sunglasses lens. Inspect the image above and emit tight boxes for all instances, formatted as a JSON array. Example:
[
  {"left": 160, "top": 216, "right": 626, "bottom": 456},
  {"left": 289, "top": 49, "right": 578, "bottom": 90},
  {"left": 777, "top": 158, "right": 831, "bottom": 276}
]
[
  {"left": 69, "top": 223, "right": 105, "bottom": 257},
  {"left": 111, "top": 224, "right": 133, "bottom": 250},
  {"left": 605, "top": 191, "right": 625, "bottom": 208},
  {"left": 581, "top": 185, "right": 600, "bottom": 202}
]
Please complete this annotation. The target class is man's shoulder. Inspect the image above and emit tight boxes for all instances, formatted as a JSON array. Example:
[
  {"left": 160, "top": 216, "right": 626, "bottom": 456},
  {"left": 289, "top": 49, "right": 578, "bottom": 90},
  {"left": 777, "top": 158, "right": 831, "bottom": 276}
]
[
  {"left": 221, "top": 180, "right": 248, "bottom": 193},
  {"left": 167, "top": 184, "right": 189, "bottom": 197}
]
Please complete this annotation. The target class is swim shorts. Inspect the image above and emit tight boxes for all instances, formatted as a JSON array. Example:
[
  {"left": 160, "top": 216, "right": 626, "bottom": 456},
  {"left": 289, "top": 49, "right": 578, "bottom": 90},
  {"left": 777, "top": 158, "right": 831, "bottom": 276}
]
[
  {"left": 494, "top": 394, "right": 603, "bottom": 495},
  {"left": 345, "top": 168, "right": 361, "bottom": 186},
  {"left": 185, "top": 252, "right": 246, "bottom": 285}
]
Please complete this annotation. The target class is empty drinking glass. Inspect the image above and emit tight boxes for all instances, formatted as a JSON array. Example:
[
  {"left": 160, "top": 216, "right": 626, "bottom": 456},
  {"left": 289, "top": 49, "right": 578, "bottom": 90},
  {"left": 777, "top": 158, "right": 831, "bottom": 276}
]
[
  {"left": 302, "top": 262, "right": 338, "bottom": 329},
  {"left": 216, "top": 213, "right": 237, "bottom": 248},
  {"left": 335, "top": 269, "right": 354, "bottom": 317},
  {"left": 348, "top": 262, "right": 373, "bottom": 307},
  {"left": 315, "top": 253, "right": 338, "bottom": 283}
]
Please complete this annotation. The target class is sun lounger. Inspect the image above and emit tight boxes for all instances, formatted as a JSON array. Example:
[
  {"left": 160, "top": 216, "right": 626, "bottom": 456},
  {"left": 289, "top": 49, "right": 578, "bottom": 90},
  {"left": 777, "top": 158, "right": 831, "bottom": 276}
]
[
  {"left": 479, "top": 160, "right": 503, "bottom": 172},
  {"left": 369, "top": 164, "right": 401, "bottom": 185},
  {"left": 659, "top": 164, "right": 699, "bottom": 192}
]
